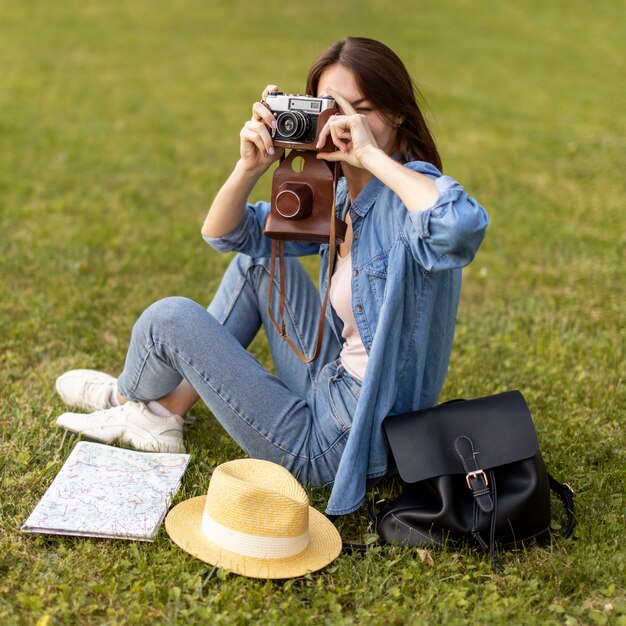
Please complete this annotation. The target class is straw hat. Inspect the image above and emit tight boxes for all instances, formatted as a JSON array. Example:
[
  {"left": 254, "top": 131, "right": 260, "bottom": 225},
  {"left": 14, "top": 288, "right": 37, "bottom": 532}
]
[{"left": 164, "top": 459, "right": 342, "bottom": 579}]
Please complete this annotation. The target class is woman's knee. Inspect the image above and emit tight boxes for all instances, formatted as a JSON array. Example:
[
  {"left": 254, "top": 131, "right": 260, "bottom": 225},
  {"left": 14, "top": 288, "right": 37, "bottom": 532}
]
[{"left": 133, "top": 296, "right": 206, "bottom": 340}]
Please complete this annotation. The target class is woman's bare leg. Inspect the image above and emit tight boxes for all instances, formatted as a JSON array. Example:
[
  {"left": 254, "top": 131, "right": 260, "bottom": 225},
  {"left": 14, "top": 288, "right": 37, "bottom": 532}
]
[{"left": 115, "top": 379, "right": 199, "bottom": 416}]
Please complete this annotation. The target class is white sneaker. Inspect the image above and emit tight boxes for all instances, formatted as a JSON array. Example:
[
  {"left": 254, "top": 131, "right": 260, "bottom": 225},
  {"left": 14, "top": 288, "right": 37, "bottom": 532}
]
[
  {"left": 56, "top": 401, "right": 186, "bottom": 454},
  {"left": 56, "top": 369, "right": 117, "bottom": 412}
]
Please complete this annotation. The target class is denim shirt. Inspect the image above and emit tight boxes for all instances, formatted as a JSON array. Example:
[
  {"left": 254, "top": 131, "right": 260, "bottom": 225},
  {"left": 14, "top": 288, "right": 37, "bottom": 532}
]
[{"left": 204, "top": 161, "right": 489, "bottom": 515}]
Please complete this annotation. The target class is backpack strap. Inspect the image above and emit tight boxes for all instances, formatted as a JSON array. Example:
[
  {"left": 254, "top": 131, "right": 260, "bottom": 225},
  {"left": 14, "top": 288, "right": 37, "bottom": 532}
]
[{"left": 548, "top": 474, "right": 576, "bottom": 538}]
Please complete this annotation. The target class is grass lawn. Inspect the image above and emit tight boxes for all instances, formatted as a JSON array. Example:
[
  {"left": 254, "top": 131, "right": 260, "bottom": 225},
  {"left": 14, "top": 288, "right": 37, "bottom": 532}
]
[{"left": 1, "top": 0, "right": 624, "bottom": 624}]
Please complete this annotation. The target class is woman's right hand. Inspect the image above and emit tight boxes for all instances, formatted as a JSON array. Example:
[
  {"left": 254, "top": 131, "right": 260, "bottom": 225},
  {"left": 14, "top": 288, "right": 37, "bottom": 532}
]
[{"left": 239, "top": 85, "right": 284, "bottom": 174}]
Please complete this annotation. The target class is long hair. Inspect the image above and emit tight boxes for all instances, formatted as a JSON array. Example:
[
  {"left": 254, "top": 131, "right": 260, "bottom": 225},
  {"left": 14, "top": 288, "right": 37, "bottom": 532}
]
[{"left": 305, "top": 37, "right": 442, "bottom": 171}]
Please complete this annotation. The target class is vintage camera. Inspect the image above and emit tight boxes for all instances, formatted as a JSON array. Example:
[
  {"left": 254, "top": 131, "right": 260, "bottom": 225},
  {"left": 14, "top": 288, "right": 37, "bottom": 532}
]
[
  {"left": 265, "top": 92, "right": 337, "bottom": 151},
  {"left": 263, "top": 93, "right": 345, "bottom": 244}
]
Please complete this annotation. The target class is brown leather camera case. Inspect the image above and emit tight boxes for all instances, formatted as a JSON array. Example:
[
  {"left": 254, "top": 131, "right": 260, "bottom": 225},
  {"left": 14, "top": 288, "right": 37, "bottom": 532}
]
[{"left": 265, "top": 150, "right": 347, "bottom": 243}]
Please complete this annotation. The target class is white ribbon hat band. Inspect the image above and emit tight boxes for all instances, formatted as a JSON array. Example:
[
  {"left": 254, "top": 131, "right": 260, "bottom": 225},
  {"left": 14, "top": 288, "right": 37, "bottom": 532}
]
[{"left": 201, "top": 510, "right": 310, "bottom": 560}]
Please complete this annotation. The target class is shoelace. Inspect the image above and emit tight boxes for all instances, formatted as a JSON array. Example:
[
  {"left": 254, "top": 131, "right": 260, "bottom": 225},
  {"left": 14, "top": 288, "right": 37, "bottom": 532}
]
[{"left": 85, "top": 380, "right": 117, "bottom": 409}]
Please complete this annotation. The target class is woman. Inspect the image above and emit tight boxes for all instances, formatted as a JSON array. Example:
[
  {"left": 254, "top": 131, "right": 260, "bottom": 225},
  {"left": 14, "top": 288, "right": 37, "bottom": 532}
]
[{"left": 56, "top": 37, "right": 488, "bottom": 516}]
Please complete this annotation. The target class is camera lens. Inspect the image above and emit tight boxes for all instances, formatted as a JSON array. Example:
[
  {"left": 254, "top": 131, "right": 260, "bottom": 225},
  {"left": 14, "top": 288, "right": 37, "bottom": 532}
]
[{"left": 276, "top": 111, "right": 309, "bottom": 140}]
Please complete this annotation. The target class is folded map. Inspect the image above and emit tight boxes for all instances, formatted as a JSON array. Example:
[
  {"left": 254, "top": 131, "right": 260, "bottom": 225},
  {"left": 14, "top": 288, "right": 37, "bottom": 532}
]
[{"left": 22, "top": 441, "right": 190, "bottom": 541}]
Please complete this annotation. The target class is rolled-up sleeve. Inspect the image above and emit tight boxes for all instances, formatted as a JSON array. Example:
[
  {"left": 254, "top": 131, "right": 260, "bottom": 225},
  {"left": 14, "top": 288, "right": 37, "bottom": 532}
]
[
  {"left": 403, "top": 166, "right": 489, "bottom": 271},
  {"left": 203, "top": 200, "right": 320, "bottom": 258},
  {"left": 203, "top": 201, "right": 271, "bottom": 256}
]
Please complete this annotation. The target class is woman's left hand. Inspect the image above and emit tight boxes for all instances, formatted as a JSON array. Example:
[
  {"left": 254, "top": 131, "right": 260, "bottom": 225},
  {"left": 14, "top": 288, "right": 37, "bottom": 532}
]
[{"left": 315, "top": 88, "right": 381, "bottom": 168}]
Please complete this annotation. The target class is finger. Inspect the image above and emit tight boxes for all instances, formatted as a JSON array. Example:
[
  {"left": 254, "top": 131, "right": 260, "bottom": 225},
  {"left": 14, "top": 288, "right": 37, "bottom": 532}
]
[
  {"left": 242, "top": 120, "right": 276, "bottom": 156},
  {"left": 252, "top": 101, "right": 277, "bottom": 129},
  {"left": 329, "top": 124, "right": 349, "bottom": 152},
  {"left": 261, "top": 84, "right": 280, "bottom": 101},
  {"left": 315, "top": 119, "right": 332, "bottom": 150},
  {"left": 334, "top": 126, "right": 352, "bottom": 141},
  {"left": 316, "top": 150, "right": 345, "bottom": 162},
  {"left": 240, "top": 124, "right": 267, "bottom": 156},
  {"left": 316, "top": 114, "right": 349, "bottom": 150},
  {"left": 325, "top": 117, "right": 352, "bottom": 152},
  {"left": 327, "top": 87, "right": 357, "bottom": 115},
  {"left": 249, "top": 118, "right": 274, "bottom": 145}
]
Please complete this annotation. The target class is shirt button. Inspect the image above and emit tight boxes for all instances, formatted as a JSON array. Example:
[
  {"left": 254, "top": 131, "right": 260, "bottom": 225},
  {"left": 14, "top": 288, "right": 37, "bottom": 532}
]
[
  {"left": 355, "top": 304, "right": 363, "bottom": 313},
  {"left": 353, "top": 269, "right": 359, "bottom": 277}
]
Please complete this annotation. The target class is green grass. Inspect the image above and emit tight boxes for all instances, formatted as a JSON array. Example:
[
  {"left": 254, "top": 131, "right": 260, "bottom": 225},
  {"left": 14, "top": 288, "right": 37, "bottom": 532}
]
[{"left": 1, "top": 0, "right": 624, "bottom": 624}]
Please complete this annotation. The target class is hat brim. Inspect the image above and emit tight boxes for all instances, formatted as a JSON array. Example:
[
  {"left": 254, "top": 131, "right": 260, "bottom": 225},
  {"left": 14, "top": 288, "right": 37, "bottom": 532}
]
[{"left": 164, "top": 496, "right": 342, "bottom": 579}]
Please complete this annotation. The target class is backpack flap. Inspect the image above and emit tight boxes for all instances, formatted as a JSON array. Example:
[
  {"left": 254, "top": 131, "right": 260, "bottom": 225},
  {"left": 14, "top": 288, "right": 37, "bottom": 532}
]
[{"left": 383, "top": 390, "right": 539, "bottom": 484}]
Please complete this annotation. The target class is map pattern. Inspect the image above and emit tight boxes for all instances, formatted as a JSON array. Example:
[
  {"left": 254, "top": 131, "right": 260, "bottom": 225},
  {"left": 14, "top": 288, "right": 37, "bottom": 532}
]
[{"left": 22, "top": 441, "right": 190, "bottom": 541}]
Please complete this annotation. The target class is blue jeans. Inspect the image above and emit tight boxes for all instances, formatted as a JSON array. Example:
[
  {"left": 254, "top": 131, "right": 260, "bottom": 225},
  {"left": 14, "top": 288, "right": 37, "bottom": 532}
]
[{"left": 116, "top": 253, "right": 361, "bottom": 487}]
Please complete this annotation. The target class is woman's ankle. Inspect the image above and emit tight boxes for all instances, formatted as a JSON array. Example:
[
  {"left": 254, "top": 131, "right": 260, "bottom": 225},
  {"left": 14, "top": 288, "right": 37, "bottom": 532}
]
[{"left": 113, "top": 390, "right": 127, "bottom": 407}]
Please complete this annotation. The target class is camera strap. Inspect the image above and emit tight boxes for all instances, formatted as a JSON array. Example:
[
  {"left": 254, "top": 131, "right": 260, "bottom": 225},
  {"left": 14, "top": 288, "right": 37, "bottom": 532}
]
[{"left": 267, "top": 164, "right": 340, "bottom": 363}]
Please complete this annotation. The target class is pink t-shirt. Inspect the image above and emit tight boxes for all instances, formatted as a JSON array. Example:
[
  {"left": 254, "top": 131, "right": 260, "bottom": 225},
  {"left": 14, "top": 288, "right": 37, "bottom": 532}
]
[{"left": 328, "top": 251, "right": 369, "bottom": 381}]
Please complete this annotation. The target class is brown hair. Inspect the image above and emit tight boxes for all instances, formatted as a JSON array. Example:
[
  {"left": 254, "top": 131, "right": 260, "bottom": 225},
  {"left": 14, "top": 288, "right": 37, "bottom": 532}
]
[{"left": 305, "top": 37, "right": 442, "bottom": 171}]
